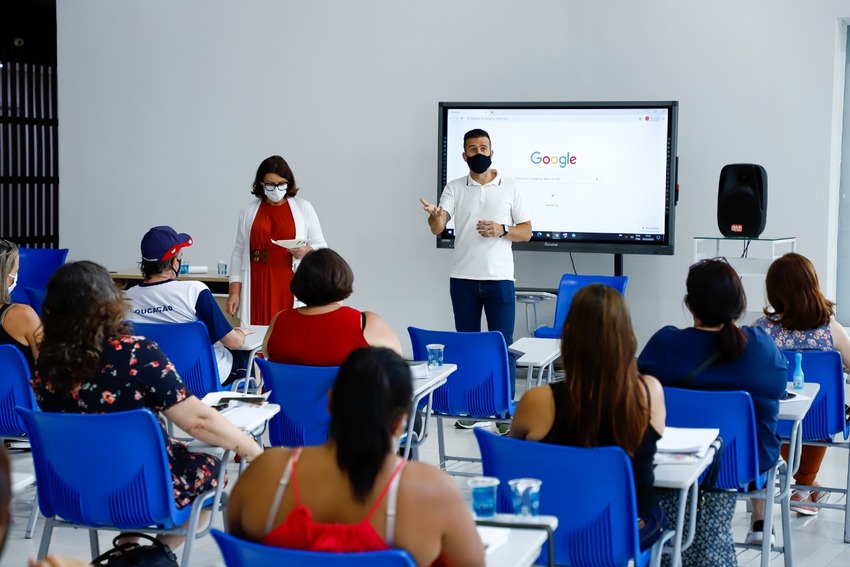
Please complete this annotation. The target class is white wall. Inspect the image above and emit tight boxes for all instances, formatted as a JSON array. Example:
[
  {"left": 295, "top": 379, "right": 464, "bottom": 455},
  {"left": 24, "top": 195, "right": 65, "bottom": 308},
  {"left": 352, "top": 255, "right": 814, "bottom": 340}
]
[{"left": 56, "top": 0, "right": 850, "bottom": 352}]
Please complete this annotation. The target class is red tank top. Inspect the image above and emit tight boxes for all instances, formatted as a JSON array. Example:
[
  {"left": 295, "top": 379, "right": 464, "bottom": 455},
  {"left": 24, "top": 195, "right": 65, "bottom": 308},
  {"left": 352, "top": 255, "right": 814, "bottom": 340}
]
[
  {"left": 265, "top": 306, "right": 369, "bottom": 366},
  {"left": 261, "top": 448, "right": 406, "bottom": 553}
]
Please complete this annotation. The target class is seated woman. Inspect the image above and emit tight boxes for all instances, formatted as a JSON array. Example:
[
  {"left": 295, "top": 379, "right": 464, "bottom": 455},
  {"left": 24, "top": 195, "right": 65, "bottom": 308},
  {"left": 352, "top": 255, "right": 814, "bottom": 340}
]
[
  {"left": 31, "top": 261, "right": 264, "bottom": 553},
  {"left": 510, "top": 284, "right": 666, "bottom": 550},
  {"left": 227, "top": 347, "right": 484, "bottom": 567},
  {"left": 638, "top": 258, "right": 787, "bottom": 545},
  {"left": 754, "top": 252, "right": 850, "bottom": 515},
  {"left": 263, "top": 248, "right": 402, "bottom": 365},
  {"left": 0, "top": 239, "right": 42, "bottom": 370}
]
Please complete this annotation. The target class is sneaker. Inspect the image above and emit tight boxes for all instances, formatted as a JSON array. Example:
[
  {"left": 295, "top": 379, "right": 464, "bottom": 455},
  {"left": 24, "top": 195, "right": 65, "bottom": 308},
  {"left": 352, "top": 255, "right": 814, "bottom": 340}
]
[
  {"left": 745, "top": 520, "right": 776, "bottom": 546},
  {"left": 454, "top": 419, "right": 490, "bottom": 429},
  {"left": 790, "top": 482, "right": 827, "bottom": 516},
  {"left": 496, "top": 422, "right": 511, "bottom": 436}
]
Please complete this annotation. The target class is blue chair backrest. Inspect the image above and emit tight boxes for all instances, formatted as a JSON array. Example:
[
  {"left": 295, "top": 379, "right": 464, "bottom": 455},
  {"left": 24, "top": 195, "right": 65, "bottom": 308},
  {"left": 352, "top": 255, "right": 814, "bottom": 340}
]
[
  {"left": 776, "top": 350, "right": 849, "bottom": 440},
  {"left": 24, "top": 287, "right": 46, "bottom": 317},
  {"left": 130, "top": 321, "right": 223, "bottom": 399},
  {"left": 534, "top": 274, "right": 628, "bottom": 339},
  {"left": 408, "top": 327, "right": 513, "bottom": 419},
  {"left": 0, "top": 345, "right": 36, "bottom": 436},
  {"left": 475, "top": 429, "right": 646, "bottom": 567},
  {"left": 254, "top": 358, "right": 338, "bottom": 447},
  {"left": 663, "top": 387, "right": 762, "bottom": 489},
  {"left": 16, "top": 407, "right": 180, "bottom": 529},
  {"left": 9, "top": 247, "right": 68, "bottom": 305},
  {"left": 211, "top": 529, "right": 417, "bottom": 566}
]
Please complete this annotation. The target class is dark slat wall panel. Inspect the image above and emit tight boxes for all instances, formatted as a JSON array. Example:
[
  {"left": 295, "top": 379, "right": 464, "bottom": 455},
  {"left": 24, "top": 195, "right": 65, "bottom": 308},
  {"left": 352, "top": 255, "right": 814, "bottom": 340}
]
[{"left": 0, "top": 0, "right": 59, "bottom": 249}]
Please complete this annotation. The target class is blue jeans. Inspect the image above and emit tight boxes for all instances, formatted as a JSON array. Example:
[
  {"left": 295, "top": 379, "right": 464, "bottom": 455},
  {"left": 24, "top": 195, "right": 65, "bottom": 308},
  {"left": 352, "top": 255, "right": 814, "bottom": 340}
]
[{"left": 449, "top": 278, "right": 517, "bottom": 399}]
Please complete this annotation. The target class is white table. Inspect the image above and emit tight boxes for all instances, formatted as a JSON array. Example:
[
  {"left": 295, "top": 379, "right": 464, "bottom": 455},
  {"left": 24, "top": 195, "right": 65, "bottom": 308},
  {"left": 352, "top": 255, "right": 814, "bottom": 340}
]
[
  {"left": 654, "top": 438, "right": 719, "bottom": 567},
  {"left": 749, "top": 382, "right": 819, "bottom": 567},
  {"left": 402, "top": 363, "right": 456, "bottom": 459},
  {"left": 235, "top": 325, "right": 268, "bottom": 393},
  {"left": 515, "top": 290, "right": 557, "bottom": 336},
  {"left": 478, "top": 514, "right": 559, "bottom": 567},
  {"left": 509, "top": 337, "right": 560, "bottom": 390}
]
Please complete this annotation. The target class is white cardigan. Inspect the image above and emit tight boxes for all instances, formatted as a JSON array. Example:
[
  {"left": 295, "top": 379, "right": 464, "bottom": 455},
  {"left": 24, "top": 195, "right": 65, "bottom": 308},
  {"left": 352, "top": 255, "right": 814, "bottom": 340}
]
[{"left": 228, "top": 197, "right": 327, "bottom": 325}]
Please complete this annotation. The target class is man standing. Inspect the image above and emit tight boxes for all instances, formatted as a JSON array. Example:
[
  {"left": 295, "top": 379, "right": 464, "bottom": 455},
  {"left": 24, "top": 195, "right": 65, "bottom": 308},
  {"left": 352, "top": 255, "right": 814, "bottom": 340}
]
[
  {"left": 125, "top": 226, "right": 253, "bottom": 386},
  {"left": 420, "top": 128, "right": 532, "bottom": 404}
]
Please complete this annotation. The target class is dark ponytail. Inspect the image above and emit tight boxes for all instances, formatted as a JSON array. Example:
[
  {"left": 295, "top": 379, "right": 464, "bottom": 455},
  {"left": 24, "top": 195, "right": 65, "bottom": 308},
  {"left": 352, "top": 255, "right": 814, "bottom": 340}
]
[
  {"left": 329, "top": 347, "right": 412, "bottom": 503},
  {"left": 686, "top": 259, "right": 748, "bottom": 361}
]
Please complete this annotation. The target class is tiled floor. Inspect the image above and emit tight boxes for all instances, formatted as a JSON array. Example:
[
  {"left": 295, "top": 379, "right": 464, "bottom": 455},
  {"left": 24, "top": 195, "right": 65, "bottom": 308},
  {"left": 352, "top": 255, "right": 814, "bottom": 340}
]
[{"left": 5, "top": 417, "right": 850, "bottom": 565}]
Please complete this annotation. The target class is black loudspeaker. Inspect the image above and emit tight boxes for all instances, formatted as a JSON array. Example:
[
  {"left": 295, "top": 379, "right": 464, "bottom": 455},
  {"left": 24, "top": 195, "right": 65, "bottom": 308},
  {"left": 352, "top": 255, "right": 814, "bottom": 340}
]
[{"left": 717, "top": 163, "right": 767, "bottom": 238}]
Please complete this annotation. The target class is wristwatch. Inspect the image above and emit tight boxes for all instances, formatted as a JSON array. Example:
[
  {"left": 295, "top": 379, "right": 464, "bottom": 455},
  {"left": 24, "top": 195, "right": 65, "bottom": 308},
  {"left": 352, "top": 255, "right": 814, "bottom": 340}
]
[{"left": 500, "top": 224, "right": 509, "bottom": 237}]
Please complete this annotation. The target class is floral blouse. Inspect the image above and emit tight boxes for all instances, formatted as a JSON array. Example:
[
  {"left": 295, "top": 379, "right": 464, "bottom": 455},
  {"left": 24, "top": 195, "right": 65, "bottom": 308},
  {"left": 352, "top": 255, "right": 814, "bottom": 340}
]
[
  {"left": 31, "top": 335, "right": 223, "bottom": 508},
  {"left": 753, "top": 316, "right": 834, "bottom": 351}
]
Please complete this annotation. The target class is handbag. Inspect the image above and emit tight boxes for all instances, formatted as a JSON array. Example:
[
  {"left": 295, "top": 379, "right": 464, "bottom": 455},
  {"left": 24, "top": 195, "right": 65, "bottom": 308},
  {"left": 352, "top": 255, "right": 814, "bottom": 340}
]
[
  {"left": 91, "top": 533, "right": 178, "bottom": 567},
  {"left": 658, "top": 439, "right": 738, "bottom": 567}
]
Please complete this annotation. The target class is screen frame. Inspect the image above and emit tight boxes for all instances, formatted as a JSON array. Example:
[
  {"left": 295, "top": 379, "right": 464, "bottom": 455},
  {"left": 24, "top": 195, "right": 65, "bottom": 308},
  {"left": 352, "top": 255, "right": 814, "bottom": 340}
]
[{"left": 436, "top": 100, "right": 678, "bottom": 255}]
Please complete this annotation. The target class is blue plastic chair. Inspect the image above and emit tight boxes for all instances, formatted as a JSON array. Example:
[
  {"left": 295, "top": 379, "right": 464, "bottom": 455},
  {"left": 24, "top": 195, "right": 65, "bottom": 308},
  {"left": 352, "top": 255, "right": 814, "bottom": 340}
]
[
  {"left": 16, "top": 407, "right": 229, "bottom": 565},
  {"left": 663, "top": 387, "right": 763, "bottom": 491},
  {"left": 24, "top": 287, "right": 46, "bottom": 317},
  {"left": 776, "top": 350, "right": 850, "bottom": 542},
  {"left": 0, "top": 345, "right": 39, "bottom": 537},
  {"left": 130, "top": 320, "right": 225, "bottom": 400},
  {"left": 475, "top": 429, "right": 672, "bottom": 567},
  {"left": 9, "top": 247, "right": 68, "bottom": 306},
  {"left": 254, "top": 358, "right": 338, "bottom": 447},
  {"left": 533, "top": 274, "right": 628, "bottom": 338},
  {"left": 408, "top": 327, "right": 514, "bottom": 473},
  {"left": 663, "top": 387, "right": 791, "bottom": 563},
  {"left": 212, "top": 529, "right": 417, "bottom": 566}
]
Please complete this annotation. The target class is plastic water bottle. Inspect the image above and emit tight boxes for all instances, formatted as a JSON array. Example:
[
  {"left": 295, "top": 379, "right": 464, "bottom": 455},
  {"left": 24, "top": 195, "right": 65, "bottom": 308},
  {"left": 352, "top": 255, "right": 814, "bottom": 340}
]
[{"left": 793, "top": 352, "right": 805, "bottom": 390}]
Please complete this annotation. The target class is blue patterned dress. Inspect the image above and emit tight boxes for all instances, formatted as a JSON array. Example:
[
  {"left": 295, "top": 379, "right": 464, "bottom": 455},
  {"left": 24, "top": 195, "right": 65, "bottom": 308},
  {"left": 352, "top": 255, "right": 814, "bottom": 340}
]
[{"left": 31, "top": 335, "right": 224, "bottom": 509}]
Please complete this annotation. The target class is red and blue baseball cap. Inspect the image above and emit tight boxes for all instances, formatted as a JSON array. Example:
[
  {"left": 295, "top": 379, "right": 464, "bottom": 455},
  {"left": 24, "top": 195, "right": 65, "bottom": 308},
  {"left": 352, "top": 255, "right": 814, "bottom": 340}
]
[{"left": 141, "top": 226, "right": 193, "bottom": 262}]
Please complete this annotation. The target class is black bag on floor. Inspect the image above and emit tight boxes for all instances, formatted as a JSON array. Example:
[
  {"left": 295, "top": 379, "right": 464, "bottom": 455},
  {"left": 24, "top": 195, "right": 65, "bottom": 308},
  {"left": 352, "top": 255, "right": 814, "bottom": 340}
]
[{"left": 91, "top": 533, "right": 179, "bottom": 567}]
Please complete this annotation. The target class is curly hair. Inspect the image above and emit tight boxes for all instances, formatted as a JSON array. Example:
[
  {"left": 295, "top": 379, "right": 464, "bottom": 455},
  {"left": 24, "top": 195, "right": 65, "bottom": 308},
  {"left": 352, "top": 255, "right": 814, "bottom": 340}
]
[{"left": 38, "top": 261, "right": 130, "bottom": 396}]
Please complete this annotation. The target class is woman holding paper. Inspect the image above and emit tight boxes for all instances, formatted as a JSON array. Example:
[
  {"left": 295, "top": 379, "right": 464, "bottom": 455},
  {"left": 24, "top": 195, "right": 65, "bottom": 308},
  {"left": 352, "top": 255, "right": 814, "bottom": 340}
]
[
  {"left": 509, "top": 284, "right": 667, "bottom": 550},
  {"left": 31, "top": 261, "right": 263, "bottom": 552},
  {"left": 227, "top": 155, "right": 327, "bottom": 325}
]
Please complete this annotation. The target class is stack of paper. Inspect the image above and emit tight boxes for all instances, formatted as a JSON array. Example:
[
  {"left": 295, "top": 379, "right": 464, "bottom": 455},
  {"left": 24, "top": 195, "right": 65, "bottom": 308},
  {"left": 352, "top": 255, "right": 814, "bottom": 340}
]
[
  {"left": 406, "top": 360, "right": 430, "bottom": 379},
  {"left": 656, "top": 427, "right": 719, "bottom": 458},
  {"left": 202, "top": 391, "right": 270, "bottom": 408}
]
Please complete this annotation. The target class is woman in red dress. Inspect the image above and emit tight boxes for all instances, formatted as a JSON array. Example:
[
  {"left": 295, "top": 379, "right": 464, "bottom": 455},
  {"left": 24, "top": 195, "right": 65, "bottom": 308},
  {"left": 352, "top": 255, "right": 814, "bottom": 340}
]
[{"left": 227, "top": 156, "right": 327, "bottom": 325}]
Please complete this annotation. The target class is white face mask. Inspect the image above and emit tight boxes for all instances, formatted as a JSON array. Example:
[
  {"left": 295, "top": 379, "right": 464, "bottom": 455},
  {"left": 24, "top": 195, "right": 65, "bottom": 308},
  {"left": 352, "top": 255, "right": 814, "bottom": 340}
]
[
  {"left": 264, "top": 183, "right": 289, "bottom": 203},
  {"left": 7, "top": 271, "right": 17, "bottom": 294}
]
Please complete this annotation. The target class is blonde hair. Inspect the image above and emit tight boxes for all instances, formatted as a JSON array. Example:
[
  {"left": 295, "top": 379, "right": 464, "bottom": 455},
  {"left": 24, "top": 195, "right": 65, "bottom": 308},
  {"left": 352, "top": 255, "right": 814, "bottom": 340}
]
[{"left": 0, "top": 240, "right": 19, "bottom": 304}]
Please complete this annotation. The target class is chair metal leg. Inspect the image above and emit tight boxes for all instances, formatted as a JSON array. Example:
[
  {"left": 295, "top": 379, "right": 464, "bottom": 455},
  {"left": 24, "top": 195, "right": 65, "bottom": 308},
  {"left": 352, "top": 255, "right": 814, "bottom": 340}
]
[
  {"left": 25, "top": 490, "right": 38, "bottom": 539},
  {"left": 844, "top": 445, "right": 850, "bottom": 543},
  {"left": 437, "top": 416, "right": 447, "bottom": 470},
  {"left": 88, "top": 528, "right": 99, "bottom": 560},
  {"left": 37, "top": 517, "right": 55, "bottom": 559}
]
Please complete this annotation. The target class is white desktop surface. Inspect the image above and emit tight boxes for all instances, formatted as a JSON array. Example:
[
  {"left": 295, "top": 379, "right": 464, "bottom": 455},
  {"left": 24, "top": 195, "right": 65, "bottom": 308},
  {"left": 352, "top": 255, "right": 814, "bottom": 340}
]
[
  {"left": 236, "top": 325, "right": 267, "bottom": 351},
  {"left": 479, "top": 514, "right": 558, "bottom": 567}
]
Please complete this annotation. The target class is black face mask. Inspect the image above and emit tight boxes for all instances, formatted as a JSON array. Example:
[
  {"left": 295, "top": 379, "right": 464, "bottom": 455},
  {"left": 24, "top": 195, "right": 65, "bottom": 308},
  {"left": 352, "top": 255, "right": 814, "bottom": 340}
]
[
  {"left": 173, "top": 258, "right": 182, "bottom": 277},
  {"left": 466, "top": 153, "right": 492, "bottom": 175}
]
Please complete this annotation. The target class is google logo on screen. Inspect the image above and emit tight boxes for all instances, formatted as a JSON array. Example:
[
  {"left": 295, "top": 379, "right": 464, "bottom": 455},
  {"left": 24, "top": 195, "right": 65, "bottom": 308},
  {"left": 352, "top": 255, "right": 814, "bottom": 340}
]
[{"left": 530, "top": 151, "right": 577, "bottom": 167}]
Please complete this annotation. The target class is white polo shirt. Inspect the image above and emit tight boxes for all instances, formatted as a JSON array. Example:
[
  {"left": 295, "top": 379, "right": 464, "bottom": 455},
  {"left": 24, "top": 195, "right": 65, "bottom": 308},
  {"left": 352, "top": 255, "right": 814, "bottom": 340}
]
[{"left": 439, "top": 172, "right": 530, "bottom": 281}]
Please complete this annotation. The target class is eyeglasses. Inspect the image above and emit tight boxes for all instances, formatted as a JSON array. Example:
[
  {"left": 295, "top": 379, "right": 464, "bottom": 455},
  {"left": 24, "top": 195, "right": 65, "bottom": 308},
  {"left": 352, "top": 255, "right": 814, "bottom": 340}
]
[
  {"left": 689, "top": 256, "right": 730, "bottom": 270},
  {"left": 263, "top": 182, "right": 289, "bottom": 191}
]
